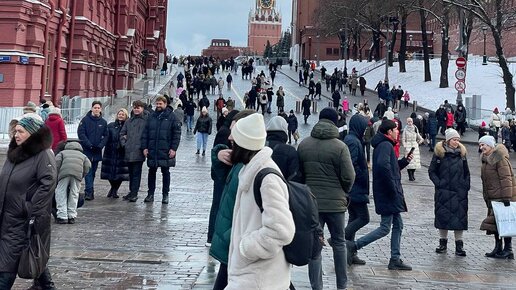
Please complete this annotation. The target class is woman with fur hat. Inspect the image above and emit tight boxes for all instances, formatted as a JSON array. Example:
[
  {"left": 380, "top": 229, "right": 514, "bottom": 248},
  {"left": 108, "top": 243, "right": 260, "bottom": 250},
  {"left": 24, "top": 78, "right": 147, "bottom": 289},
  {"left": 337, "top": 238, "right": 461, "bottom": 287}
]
[
  {"left": 45, "top": 107, "right": 67, "bottom": 151},
  {"left": 478, "top": 135, "right": 516, "bottom": 259},
  {"left": 0, "top": 116, "right": 57, "bottom": 288},
  {"left": 225, "top": 113, "right": 295, "bottom": 290},
  {"left": 428, "top": 129, "right": 470, "bottom": 256},
  {"left": 101, "top": 108, "right": 129, "bottom": 198}
]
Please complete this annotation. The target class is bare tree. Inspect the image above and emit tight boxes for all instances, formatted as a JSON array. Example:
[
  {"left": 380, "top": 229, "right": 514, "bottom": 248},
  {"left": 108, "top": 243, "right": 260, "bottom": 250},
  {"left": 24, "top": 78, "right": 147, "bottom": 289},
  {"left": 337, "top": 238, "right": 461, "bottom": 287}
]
[
  {"left": 443, "top": 0, "right": 516, "bottom": 109},
  {"left": 418, "top": 0, "right": 432, "bottom": 81}
]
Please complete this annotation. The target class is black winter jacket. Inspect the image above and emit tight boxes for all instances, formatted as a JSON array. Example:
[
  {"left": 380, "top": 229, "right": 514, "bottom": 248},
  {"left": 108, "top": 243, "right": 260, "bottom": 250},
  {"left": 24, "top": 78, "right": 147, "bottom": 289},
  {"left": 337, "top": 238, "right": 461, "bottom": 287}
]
[
  {"left": 77, "top": 111, "right": 108, "bottom": 161},
  {"left": 371, "top": 132, "right": 409, "bottom": 215},
  {"left": 344, "top": 115, "right": 370, "bottom": 203},
  {"left": 266, "top": 131, "right": 302, "bottom": 182},
  {"left": 194, "top": 115, "right": 213, "bottom": 134},
  {"left": 286, "top": 114, "right": 298, "bottom": 132},
  {"left": 120, "top": 111, "right": 148, "bottom": 162},
  {"left": 141, "top": 107, "right": 181, "bottom": 167},
  {"left": 428, "top": 141, "right": 470, "bottom": 230},
  {"left": 101, "top": 120, "right": 129, "bottom": 181}
]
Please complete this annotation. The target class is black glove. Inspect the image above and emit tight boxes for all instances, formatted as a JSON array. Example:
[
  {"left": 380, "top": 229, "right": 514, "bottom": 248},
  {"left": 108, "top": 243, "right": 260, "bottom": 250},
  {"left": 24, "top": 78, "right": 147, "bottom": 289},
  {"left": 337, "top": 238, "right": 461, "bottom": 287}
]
[{"left": 503, "top": 200, "right": 511, "bottom": 207}]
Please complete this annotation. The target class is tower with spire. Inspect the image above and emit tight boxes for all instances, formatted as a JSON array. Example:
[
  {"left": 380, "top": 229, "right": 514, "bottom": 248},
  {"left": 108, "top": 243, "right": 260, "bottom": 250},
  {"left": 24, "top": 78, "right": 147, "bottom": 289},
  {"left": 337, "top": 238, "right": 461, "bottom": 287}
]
[{"left": 248, "top": 0, "right": 282, "bottom": 55}]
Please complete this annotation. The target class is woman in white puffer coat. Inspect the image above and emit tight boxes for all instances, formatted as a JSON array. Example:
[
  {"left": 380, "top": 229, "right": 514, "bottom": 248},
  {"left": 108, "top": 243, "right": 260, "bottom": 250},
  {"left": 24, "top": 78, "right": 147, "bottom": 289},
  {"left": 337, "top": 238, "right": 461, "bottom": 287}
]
[{"left": 402, "top": 117, "right": 423, "bottom": 181}]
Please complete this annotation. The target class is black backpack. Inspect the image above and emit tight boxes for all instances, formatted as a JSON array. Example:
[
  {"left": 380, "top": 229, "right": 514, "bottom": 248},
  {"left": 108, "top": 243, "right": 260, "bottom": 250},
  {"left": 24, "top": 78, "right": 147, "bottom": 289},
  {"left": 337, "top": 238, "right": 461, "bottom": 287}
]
[{"left": 253, "top": 168, "right": 323, "bottom": 266}]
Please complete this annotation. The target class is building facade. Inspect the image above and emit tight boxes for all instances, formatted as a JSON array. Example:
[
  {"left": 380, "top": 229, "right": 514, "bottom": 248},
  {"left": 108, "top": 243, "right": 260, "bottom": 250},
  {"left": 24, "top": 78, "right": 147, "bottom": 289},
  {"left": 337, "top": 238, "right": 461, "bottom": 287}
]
[
  {"left": 248, "top": 0, "right": 282, "bottom": 56},
  {"left": 202, "top": 39, "right": 246, "bottom": 60},
  {"left": 0, "top": 0, "right": 167, "bottom": 107}
]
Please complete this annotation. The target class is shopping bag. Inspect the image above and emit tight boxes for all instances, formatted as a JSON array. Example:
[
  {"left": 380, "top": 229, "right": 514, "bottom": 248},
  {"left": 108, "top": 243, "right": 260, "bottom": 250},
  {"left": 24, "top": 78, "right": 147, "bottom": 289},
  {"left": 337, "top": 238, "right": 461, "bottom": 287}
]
[
  {"left": 492, "top": 201, "right": 516, "bottom": 237},
  {"left": 17, "top": 219, "right": 48, "bottom": 279},
  {"left": 293, "top": 131, "right": 300, "bottom": 141}
]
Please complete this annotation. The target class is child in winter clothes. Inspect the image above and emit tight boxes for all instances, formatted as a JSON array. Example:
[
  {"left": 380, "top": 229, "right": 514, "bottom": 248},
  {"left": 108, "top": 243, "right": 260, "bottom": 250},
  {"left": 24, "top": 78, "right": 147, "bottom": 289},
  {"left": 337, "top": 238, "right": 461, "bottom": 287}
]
[
  {"left": 55, "top": 142, "right": 91, "bottom": 224},
  {"left": 446, "top": 109, "right": 455, "bottom": 129},
  {"left": 478, "top": 121, "right": 491, "bottom": 153}
]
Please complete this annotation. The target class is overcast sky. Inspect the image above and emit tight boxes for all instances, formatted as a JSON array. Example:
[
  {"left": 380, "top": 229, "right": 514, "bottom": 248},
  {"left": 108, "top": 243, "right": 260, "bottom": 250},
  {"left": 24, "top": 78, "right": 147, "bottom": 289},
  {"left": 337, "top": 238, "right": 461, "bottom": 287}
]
[{"left": 166, "top": 0, "right": 292, "bottom": 56}]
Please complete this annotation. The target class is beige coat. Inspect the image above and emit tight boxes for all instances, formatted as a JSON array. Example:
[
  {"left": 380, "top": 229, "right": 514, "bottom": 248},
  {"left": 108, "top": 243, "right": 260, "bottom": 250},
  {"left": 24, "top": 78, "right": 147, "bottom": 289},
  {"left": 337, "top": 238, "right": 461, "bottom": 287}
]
[
  {"left": 226, "top": 147, "right": 295, "bottom": 290},
  {"left": 401, "top": 125, "right": 423, "bottom": 169},
  {"left": 480, "top": 144, "right": 516, "bottom": 233}
]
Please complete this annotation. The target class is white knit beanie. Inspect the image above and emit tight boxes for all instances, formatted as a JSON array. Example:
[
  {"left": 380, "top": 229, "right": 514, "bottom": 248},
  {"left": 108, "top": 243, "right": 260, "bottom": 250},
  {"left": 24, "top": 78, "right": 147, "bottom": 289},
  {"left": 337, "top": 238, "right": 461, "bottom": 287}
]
[
  {"left": 479, "top": 135, "right": 496, "bottom": 148},
  {"left": 266, "top": 116, "right": 288, "bottom": 134},
  {"left": 445, "top": 128, "right": 460, "bottom": 142},
  {"left": 231, "top": 113, "right": 266, "bottom": 151}
]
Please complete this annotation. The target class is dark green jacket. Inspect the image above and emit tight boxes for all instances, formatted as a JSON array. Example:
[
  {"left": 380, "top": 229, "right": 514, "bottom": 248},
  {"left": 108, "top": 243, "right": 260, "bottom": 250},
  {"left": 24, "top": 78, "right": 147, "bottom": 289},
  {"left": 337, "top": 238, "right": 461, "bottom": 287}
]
[
  {"left": 209, "top": 145, "right": 244, "bottom": 264},
  {"left": 298, "top": 119, "right": 355, "bottom": 212}
]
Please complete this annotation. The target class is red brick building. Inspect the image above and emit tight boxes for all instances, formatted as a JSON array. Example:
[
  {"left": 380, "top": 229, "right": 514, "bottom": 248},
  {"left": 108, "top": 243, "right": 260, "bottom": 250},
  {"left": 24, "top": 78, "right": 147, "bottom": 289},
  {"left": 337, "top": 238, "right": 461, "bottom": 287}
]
[
  {"left": 248, "top": 0, "right": 282, "bottom": 55},
  {"left": 201, "top": 39, "right": 243, "bottom": 60},
  {"left": 0, "top": 0, "right": 167, "bottom": 107}
]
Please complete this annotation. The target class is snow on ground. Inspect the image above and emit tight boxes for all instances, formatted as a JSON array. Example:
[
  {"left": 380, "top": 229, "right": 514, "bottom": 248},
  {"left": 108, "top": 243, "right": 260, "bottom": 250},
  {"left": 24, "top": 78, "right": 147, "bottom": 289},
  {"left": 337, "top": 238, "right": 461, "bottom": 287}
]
[{"left": 319, "top": 56, "right": 516, "bottom": 120}]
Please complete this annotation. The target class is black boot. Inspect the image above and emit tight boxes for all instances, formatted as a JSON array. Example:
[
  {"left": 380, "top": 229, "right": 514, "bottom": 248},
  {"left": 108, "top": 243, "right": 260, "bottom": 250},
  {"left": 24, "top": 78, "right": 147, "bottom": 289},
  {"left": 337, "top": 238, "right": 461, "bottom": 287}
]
[
  {"left": 111, "top": 189, "right": 119, "bottom": 199},
  {"left": 495, "top": 238, "right": 514, "bottom": 259},
  {"left": 485, "top": 237, "right": 503, "bottom": 257},
  {"left": 144, "top": 193, "right": 154, "bottom": 203},
  {"left": 411, "top": 169, "right": 416, "bottom": 181},
  {"left": 33, "top": 268, "right": 56, "bottom": 290},
  {"left": 162, "top": 194, "right": 169, "bottom": 204},
  {"left": 435, "top": 238, "right": 447, "bottom": 253},
  {"left": 107, "top": 188, "right": 113, "bottom": 198},
  {"left": 455, "top": 240, "right": 466, "bottom": 256}
]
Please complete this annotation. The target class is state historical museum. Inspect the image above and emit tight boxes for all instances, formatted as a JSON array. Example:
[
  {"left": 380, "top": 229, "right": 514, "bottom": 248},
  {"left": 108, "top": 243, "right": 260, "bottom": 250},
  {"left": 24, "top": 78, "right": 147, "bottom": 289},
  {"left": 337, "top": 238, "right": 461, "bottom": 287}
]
[{"left": 0, "top": 0, "right": 168, "bottom": 106}]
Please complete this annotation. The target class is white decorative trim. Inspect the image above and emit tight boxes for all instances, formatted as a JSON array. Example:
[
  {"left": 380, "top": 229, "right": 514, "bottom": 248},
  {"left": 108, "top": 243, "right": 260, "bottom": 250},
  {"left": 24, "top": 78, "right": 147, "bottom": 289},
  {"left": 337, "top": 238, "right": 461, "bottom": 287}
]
[
  {"left": 0, "top": 50, "right": 45, "bottom": 59},
  {"left": 75, "top": 16, "right": 115, "bottom": 38}
]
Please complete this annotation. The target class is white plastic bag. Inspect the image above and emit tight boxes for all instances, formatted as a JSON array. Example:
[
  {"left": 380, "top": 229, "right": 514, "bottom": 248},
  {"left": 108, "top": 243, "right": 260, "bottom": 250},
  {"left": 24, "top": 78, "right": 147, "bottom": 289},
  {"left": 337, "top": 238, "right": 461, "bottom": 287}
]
[{"left": 492, "top": 201, "right": 516, "bottom": 237}]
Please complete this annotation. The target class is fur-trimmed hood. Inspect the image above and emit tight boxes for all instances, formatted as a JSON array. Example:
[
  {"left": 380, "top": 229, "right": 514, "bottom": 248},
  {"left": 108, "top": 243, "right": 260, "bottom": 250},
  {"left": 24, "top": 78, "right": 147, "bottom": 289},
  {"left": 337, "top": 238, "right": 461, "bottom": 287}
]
[
  {"left": 7, "top": 125, "right": 53, "bottom": 164},
  {"left": 434, "top": 141, "right": 467, "bottom": 158},
  {"left": 483, "top": 144, "right": 509, "bottom": 165}
]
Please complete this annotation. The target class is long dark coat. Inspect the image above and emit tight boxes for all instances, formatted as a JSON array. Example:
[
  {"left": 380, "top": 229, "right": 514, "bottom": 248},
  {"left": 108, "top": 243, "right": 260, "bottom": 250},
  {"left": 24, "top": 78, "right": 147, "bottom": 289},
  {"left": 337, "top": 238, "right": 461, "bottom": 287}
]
[
  {"left": 101, "top": 120, "right": 129, "bottom": 181},
  {"left": 0, "top": 127, "right": 57, "bottom": 273},
  {"left": 428, "top": 141, "right": 470, "bottom": 230},
  {"left": 141, "top": 107, "right": 181, "bottom": 168},
  {"left": 302, "top": 98, "right": 311, "bottom": 116}
]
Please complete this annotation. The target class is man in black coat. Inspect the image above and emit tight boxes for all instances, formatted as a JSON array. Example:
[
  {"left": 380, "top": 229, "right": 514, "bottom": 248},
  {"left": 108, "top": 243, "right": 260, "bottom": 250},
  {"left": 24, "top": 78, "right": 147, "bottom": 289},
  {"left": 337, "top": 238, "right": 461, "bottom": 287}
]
[
  {"left": 77, "top": 101, "right": 108, "bottom": 200},
  {"left": 347, "top": 120, "right": 413, "bottom": 271},
  {"left": 343, "top": 115, "right": 370, "bottom": 265},
  {"left": 141, "top": 96, "right": 181, "bottom": 204}
]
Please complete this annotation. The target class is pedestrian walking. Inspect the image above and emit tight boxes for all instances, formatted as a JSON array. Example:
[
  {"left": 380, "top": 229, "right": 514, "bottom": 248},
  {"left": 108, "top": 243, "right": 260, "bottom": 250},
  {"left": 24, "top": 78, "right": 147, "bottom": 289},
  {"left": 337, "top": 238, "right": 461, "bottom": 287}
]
[
  {"left": 446, "top": 108, "right": 455, "bottom": 129},
  {"left": 428, "top": 129, "right": 470, "bottom": 256},
  {"left": 55, "top": 142, "right": 91, "bottom": 224},
  {"left": 141, "top": 96, "right": 182, "bottom": 204},
  {"left": 427, "top": 112, "right": 438, "bottom": 151},
  {"left": 276, "top": 86, "right": 285, "bottom": 112},
  {"left": 436, "top": 105, "right": 447, "bottom": 135},
  {"left": 120, "top": 100, "right": 149, "bottom": 202},
  {"left": 77, "top": 101, "right": 108, "bottom": 201},
  {"left": 478, "top": 135, "right": 516, "bottom": 259},
  {"left": 302, "top": 95, "right": 311, "bottom": 124},
  {"left": 45, "top": 107, "right": 67, "bottom": 152},
  {"left": 184, "top": 97, "right": 197, "bottom": 132},
  {"left": 490, "top": 107, "right": 502, "bottom": 142},
  {"left": 194, "top": 107, "right": 213, "bottom": 156},
  {"left": 101, "top": 108, "right": 130, "bottom": 199},
  {"left": 454, "top": 105, "right": 467, "bottom": 136},
  {"left": 347, "top": 120, "right": 413, "bottom": 271},
  {"left": 359, "top": 77, "right": 366, "bottom": 97},
  {"left": 344, "top": 114, "right": 370, "bottom": 265},
  {"left": 225, "top": 113, "right": 295, "bottom": 290},
  {"left": 226, "top": 73, "right": 233, "bottom": 90},
  {"left": 286, "top": 110, "right": 298, "bottom": 145},
  {"left": 403, "top": 91, "right": 410, "bottom": 108},
  {"left": 332, "top": 90, "right": 341, "bottom": 110},
  {"left": 298, "top": 108, "right": 355, "bottom": 290},
  {"left": 401, "top": 117, "right": 423, "bottom": 181},
  {"left": 0, "top": 117, "right": 57, "bottom": 289}
]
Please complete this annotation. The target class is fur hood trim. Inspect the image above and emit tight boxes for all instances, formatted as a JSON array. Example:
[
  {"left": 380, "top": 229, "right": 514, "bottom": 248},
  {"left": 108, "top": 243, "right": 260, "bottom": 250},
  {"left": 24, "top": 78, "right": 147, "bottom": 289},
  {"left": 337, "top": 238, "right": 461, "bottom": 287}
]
[
  {"left": 434, "top": 141, "right": 467, "bottom": 158},
  {"left": 7, "top": 125, "right": 52, "bottom": 164},
  {"left": 484, "top": 144, "right": 509, "bottom": 165}
]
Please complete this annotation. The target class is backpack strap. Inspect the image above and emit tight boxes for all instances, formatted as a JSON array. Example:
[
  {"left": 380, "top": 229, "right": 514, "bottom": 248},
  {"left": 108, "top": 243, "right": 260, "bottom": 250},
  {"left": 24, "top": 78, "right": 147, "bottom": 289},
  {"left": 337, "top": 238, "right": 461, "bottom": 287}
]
[{"left": 253, "top": 168, "right": 285, "bottom": 212}]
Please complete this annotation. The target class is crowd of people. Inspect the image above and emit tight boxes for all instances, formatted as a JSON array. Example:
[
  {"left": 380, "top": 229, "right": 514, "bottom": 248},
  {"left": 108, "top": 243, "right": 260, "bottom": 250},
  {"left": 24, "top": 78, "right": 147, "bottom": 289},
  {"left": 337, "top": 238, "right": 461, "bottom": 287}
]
[{"left": 1, "top": 57, "right": 516, "bottom": 290}]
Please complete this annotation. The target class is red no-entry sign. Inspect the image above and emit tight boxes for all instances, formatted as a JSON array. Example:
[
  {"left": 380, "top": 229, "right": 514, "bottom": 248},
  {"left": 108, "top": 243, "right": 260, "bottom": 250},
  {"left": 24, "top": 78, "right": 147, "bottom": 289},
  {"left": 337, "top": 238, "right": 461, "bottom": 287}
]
[{"left": 456, "top": 57, "right": 467, "bottom": 68}]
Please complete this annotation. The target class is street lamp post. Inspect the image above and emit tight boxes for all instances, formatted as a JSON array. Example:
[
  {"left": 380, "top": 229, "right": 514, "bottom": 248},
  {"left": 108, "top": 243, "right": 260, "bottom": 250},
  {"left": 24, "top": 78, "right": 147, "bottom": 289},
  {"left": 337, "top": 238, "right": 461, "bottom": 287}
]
[
  {"left": 409, "top": 34, "right": 413, "bottom": 52},
  {"left": 308, "top": 36, "right": 312, "bottom": 63},
  {"left": 385, "top": 20, "right": 390, "bottom": 84},
  {"left": 482, "top": 26, "right": 488, "bottom": 65}
]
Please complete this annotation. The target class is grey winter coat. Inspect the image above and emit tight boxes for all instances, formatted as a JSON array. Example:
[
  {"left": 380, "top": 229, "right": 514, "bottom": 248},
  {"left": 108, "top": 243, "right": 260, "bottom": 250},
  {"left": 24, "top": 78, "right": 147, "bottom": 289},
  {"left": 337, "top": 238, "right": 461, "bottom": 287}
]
[
  {"left": 120, "top": 112, "right": 148, "bottom": 162},
  {"left": 55, "top": 142, "right": 91, "bottom": 181},
  {"left": 0, "top": 127, "right": 57, "bottom": 273}
]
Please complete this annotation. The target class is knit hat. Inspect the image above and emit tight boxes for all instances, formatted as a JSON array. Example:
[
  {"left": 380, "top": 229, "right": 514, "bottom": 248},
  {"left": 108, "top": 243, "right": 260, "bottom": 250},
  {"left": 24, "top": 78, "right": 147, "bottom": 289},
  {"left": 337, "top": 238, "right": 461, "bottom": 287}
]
[
  {"left": 319, "top": 107, "right": 338, "bottom": 125},
  {"left": 481, "top": 121, "right": 487, "bottom": 128},
  {"left": 18, "top": 116, "right": 44, "bottom": 134},
  {"left": 266, "top": 116, "right": 288, "bottom": 134},
  {"left": 379, "top": 119, "right": 397, "bottom": 134},
  {"left": 49, "top": 107, "right": 61, "bottom": 116},
  {"left": 479, "top": 135, "right": 496, "bottom": 148},
  {"left": 201, "top": 106, "right": 208, "bottom": 113},
  {"left": 231, "top": 113, "right": 266, "bottom": 150},
  {"left": 222, "top": 107, "right": 229, "bottom": 115},
  {"left": 289, "top": 109, "right": 294, "bottom": 114},
  {"left": 445, "top": 128, "right": 460, "bottom": 142},
  {"left": 23, "top": 101, "right": 37, "bottom": 113}
]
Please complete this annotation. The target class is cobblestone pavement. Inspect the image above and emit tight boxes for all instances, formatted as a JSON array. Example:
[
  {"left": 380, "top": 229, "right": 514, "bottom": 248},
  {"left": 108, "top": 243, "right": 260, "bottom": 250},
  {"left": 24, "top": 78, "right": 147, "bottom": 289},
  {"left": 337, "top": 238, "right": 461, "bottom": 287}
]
[{"left": 6, "top": 66, "right": 516, "bottom": 289}]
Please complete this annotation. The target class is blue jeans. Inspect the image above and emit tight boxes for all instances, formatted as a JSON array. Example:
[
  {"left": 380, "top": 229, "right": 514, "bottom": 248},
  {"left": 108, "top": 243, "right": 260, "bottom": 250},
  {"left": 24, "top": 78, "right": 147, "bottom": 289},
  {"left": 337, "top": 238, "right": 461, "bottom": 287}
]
[
  {"left": 345, "top": 201, "right": 370, "bottom": 242},
  {"left": 355, "top": 213, "right": 403, "bottom": 260},
  {"left": 0, "top": 272, "right": 16, "bottom": 289},
  {"left": 196, "top": 132, "right": 209, "bottom": 151},
  {"left": 186, "top": 115, "right": 194, "bottom": 131},
  {"left": 84, "top": 160, "right": 99, "bottom": 197},
  {"left": 308, "top": 212, "right": 347, "bottom": 290}
]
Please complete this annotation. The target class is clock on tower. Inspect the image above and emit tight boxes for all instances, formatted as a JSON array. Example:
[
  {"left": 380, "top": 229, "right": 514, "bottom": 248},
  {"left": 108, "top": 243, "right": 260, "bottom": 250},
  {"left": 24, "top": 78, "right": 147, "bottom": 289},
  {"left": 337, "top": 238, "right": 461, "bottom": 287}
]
[{"left": 260, "top": 0, "right": 274, "bottom": 9}]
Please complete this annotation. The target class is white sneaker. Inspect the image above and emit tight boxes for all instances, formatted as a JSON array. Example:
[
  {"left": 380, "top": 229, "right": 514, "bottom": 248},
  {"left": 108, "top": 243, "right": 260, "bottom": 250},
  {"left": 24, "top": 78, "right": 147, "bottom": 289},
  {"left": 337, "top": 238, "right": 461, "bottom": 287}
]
[{"left": 205, "top": 242, "right": 212, "bottom": 247}]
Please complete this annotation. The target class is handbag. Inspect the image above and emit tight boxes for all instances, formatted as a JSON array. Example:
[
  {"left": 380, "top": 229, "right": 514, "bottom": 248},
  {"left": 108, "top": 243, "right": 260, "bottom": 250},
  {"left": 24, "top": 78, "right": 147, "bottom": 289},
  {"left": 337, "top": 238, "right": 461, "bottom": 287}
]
[
  {"left": 293, "top": 130, "right": 300, "bottom": 141},
  {"left": 17, "top": 219, "right": 48, "bottom": 279},
  {"left": 492, "top": 201, "right": 516, "bottom": 237}
]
